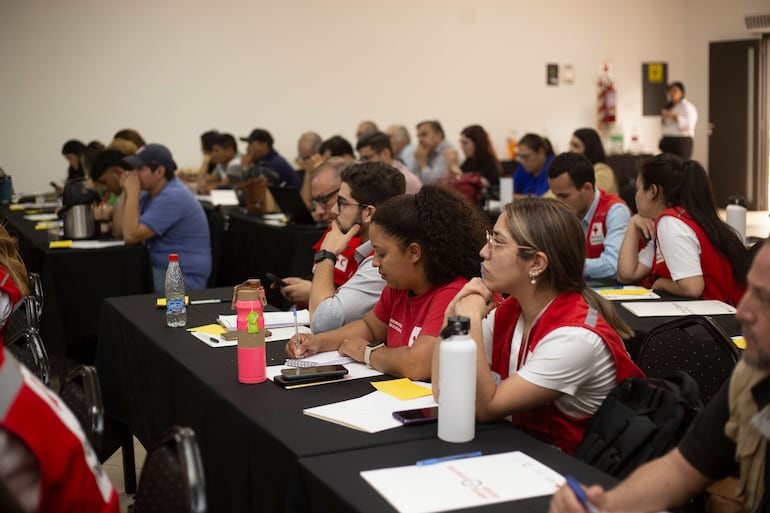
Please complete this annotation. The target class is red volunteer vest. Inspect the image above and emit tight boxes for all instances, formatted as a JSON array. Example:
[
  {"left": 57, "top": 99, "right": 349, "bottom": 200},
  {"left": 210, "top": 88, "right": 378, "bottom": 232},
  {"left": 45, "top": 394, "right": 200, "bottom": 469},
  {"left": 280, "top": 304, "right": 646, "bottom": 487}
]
[
  {"left": 313, "top": 229, "right": 363, "bottom": 287},
  {"left": 0, "top": 268, "right": 23, "bottom": 342},
  {"left": 0, "top": 350, "right": 119, "bottom": 513},
  {"left": 586, "top": 191, "right": 627, "bottom": 259},
  {"left": 652, "top": 207, "right": 746, "bottom": 306},
  {"left": 491, "top": 292, "right": 643, "bottom": 454}
]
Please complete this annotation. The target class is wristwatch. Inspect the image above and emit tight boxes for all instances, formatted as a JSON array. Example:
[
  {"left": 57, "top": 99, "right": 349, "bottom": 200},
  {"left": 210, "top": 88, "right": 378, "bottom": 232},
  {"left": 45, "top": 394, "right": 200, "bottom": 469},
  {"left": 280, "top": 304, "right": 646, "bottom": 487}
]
[
  {"left": 313, "top": 250, "right": 336, "bottom": 265},
  {"left": 364, "top": 342, "right": 385, "bottom": 367}
]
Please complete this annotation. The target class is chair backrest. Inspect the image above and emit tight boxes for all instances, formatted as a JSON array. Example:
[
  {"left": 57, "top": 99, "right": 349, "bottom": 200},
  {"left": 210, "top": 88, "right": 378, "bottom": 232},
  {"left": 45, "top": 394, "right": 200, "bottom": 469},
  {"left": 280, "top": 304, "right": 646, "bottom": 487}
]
[
  {"left": 27, "top": 273, "right": 43, "bottom": 319},
  {"left": 133, "top": 426, "right": 207, "bottom": 513},
  {"left": 4, "top": 296, "right": 40, "bottom": 344},
  {"left": 637, "top": 315, "right": 740, "bottom": 404},
  {"left": 59, "top": 365, "right": 104, "bottom": 451},
  {"left": 5, "top": 329, "right": 49, "bottom": 386}
]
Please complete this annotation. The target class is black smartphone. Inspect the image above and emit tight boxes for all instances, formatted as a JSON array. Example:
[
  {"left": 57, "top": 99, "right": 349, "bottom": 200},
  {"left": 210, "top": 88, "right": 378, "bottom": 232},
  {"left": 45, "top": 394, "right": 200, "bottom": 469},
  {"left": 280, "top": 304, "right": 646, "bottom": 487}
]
[
  {"left": 265, "top": 272, "right": 288, "bottom": 288},
  {"left": 279, "top": 364, "right": 348, "bottom": 381},
  {"left": 392, "top": 406, "right": 439, "bottom": 425}
]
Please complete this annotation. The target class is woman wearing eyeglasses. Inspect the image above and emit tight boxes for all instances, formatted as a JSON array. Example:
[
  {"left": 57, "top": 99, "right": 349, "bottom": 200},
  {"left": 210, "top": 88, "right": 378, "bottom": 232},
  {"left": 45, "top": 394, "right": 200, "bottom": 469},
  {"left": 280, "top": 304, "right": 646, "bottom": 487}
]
[
  {"left": 511, "top": 133, "right": 555, "bottom": 199},
  {"left": 433, "top": 198, "right": 642, "bottom": 454},
  {"left": 287, "top": 185, "right": 487, "bottom": 380}
]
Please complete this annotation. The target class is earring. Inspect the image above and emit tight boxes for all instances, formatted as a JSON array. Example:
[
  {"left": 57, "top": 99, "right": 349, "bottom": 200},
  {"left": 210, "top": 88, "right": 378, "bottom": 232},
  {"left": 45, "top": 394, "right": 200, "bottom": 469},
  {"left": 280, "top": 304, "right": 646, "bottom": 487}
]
[{"left": 529, "top": 271, "right": 538, "bottom": 285}]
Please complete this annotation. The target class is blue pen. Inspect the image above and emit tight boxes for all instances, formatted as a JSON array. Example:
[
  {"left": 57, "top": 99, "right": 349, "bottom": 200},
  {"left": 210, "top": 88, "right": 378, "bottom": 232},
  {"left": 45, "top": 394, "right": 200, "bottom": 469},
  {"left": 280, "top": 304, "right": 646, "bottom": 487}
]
[
  {"left": 565, "top": 475, "right": 600, "bottom": 513},
  {"left": 292, "top": 306, "right": 300, "bottom": 349},
  {"left": 416, "top": 451, "right": 482, "bottom": 466}
]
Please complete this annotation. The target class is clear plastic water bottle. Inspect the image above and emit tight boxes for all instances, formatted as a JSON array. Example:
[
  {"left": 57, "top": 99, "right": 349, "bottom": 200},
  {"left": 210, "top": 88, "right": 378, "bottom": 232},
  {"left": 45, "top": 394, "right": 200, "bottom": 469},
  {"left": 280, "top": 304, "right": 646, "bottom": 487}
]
[
  {"left": 438, "top": 316, "right": 477, "bottom": 443},
  {"left": 165, "top": 253, "right": 186, "bottom": 328}
]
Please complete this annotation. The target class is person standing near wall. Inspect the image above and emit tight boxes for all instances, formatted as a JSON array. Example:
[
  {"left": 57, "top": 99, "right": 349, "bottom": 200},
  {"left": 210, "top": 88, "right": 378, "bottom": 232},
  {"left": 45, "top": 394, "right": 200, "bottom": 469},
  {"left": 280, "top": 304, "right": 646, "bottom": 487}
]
[{"left": 659, "top": 81, "right": 698, "bottom": 160}]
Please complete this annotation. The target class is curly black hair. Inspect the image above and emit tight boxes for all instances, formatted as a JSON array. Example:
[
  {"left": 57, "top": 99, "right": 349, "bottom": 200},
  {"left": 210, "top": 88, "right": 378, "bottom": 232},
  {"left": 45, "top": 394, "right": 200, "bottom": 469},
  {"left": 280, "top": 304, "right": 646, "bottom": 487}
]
[{"left": 371, "top": 184, "right": 487, "bottom": 285}]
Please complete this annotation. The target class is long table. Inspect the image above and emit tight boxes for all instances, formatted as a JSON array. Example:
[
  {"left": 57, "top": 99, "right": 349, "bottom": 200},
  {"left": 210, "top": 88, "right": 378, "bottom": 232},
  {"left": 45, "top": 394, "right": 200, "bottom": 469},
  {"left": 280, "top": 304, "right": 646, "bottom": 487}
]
[
  {"left": 299, "top": 428, "right": 616, "bottom": 513},
  {"left": 94, "top": 288, "right": 613, "bottom": 512},
  {"left": 0, "top": 205, "right": 152, "bottom": 377}
]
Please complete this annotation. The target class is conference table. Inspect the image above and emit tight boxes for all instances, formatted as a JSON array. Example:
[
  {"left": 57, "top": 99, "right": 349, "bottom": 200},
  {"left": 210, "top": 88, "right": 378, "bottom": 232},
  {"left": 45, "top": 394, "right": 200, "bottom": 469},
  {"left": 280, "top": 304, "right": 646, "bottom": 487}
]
[
  {"left": 95, "top": 287, "right": 615, "bottom": 512},
  {"left": 0, "top": 204, "right": 152, "bottom": 378}
]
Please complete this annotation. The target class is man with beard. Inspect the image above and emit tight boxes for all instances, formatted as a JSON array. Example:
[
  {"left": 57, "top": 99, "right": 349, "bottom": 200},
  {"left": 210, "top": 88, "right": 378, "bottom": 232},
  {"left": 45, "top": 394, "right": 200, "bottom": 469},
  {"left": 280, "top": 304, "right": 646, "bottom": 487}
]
[
  {"left": 308, "top": 161, "right": 405, "bottom": 334},
  {"left": 550, "top": 240, "right": 770, "bottom": 513}
]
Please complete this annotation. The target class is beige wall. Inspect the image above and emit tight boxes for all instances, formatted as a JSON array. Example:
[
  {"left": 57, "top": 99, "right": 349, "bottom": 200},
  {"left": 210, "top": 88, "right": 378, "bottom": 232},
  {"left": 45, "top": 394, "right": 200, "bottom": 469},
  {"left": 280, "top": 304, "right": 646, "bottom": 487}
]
[{"left": 0, "top": 0, "right": 766, "bottom": 193}]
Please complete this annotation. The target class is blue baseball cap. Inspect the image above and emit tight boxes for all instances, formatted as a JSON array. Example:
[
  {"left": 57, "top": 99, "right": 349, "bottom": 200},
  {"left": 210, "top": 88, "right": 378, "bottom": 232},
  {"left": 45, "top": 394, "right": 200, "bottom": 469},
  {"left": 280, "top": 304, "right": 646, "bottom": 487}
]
[{"left": 122, "top": 143, "right": 177, "bottom": 172}]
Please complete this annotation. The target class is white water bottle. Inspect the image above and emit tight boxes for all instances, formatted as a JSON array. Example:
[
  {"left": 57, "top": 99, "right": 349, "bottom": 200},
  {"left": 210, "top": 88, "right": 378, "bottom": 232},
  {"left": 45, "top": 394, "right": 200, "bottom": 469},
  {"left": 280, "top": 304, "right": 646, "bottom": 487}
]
[
  {"left": 725, "top": 195, "right": 747, "bottom": 243},
  {"left": 438, "top": 316, "right": 477, "bottom": 443},
  {"left": 165, "top": 253, "right": 186, "bottom": 328}
]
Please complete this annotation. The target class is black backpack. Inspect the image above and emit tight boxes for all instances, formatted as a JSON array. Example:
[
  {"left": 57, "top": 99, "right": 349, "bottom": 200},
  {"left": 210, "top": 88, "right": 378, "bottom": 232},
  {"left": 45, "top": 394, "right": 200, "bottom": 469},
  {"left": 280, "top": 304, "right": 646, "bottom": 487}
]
[{"left": 574, "top": 371, "right": 702, "bottom": 479}]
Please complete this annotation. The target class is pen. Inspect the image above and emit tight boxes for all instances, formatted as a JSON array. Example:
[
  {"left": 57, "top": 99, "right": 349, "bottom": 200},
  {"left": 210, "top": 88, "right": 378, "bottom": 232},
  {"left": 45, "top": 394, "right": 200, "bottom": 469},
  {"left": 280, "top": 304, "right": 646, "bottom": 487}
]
[
  {"left": 565, "top": 475, "right": 600, "bottom": 513},
  {"left": 415, "top": 451, "right": 482, "bottom": 466},
  {"left": 209, "top": 337, "right": 220, "bottom": 345},
  {"left": 292, "top": 306, "right": 300, "bottom": 349},
  {"left": 190, "top": 299, "right": 228, "bottom": 305}
]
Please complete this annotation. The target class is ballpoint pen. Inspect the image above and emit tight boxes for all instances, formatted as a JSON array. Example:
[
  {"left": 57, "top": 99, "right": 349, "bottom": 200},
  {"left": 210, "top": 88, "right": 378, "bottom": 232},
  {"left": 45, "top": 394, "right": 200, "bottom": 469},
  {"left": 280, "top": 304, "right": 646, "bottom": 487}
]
[
  {"left": 292, "top": 306, "right": 300, "bottom": 349},
  {"left": 565, "top": 475, "right": 600, "bottom": 513},
  {"left": 415, "top": 451, "right": 482, "bottom": 466}
]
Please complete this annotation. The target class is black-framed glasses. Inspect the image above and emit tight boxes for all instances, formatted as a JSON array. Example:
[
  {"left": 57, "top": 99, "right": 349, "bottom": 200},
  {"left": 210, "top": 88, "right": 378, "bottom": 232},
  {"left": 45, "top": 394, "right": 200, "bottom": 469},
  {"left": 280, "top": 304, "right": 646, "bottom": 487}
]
[
  {"left": 336, "top": 196, "right": 370, "bottom": 210},
  {"left": 311, "top": 187, "right": 340, "bottom": 210},
  {"left": 485, "top": 231, "right": 535, "bottom": 252}
]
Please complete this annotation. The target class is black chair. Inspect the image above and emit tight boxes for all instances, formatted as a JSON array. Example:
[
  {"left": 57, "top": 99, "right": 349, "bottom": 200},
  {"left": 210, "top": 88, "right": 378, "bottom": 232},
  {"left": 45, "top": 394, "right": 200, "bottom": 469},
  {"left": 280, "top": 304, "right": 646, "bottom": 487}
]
[
  {"left": 205, "top": 207, "right": 226, "bottom": 288},
  {"left": 4, "top": 296, "right": 40, "bottom": 344},
  {"left": 59, "top": 365, "right": 104, "bottom": 451},
  {"left": 132, "top": 426, "right": 207, "bottom": 513},
  {"left": 637, "top": 315, "right": 740, "bottom": 404},
  {"left": 27, "top": 273, "right": 43, "bottom": 319},
  {"left": 5, "top": 329, "right": 49, "bottom": 386}
]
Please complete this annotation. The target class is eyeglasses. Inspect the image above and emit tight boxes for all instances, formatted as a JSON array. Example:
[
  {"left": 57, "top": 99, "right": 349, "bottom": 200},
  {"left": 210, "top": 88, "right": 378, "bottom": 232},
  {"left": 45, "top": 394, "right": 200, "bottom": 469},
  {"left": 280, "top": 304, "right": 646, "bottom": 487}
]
[
  {"left": 516, "top": 152, "right": 533, "bottom": 162},
  {"left": 311, "top": 188, "right": 340, "bottom": 210},
  {"left": 485, "top": 231, "right": 535, "bottom": 252},
  {"left": 336, "top": 197, "right": 370, "bottom": 210}
]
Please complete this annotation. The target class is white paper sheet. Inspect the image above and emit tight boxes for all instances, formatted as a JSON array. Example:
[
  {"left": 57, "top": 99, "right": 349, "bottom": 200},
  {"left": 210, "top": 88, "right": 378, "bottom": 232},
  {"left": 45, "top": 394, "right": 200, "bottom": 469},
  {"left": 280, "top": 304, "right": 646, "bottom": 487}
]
[
  {"left": 218, "top": 310, "right": 310, "bottom": 330},
  {"left": 303, "top": 388, "right": 437, "bottom": 433},
  {"left": 70, "top": 240, "right": 125, "bottom": 249},
  {"left": 24, "top": 213, "right": 59, "bottom": 221},
  {"left": 360, "top": 451, "right": 564, "bottom": 513},
  {"left": 190, "top": 325, "right": 311, "bottom": 348},
  {"left": 621, "top": 300, "right": 736, "bottom": 317},
  {"left": 284, "top": 350, "right": 354, "bottom": 367},
  {"left": 266, "top": 362, "right": 382, "bottom": 382}
]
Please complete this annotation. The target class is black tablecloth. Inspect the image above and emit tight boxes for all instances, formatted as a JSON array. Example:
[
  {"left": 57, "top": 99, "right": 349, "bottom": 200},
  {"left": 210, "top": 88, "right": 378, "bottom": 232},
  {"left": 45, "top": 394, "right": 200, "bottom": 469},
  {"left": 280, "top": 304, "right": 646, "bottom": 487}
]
[
  {"left": 300, "top": 428, "right": 616, "bottom": 513},
  {"left": 216, "top": 211, "right": 326, "bottom": 306},
  {"left": 95, "top": 288, "right": 511, "bottom": 512},
  {"left": 0, "top": 205, "right": 152, "bottom": 376}
]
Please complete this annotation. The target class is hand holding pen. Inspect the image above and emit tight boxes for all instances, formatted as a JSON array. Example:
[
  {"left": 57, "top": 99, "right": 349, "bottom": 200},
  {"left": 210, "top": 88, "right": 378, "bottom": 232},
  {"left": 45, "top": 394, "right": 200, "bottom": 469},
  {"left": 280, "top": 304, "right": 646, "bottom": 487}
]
[{"left": 549, "top": 476, "right": 606, "bottom": 513}]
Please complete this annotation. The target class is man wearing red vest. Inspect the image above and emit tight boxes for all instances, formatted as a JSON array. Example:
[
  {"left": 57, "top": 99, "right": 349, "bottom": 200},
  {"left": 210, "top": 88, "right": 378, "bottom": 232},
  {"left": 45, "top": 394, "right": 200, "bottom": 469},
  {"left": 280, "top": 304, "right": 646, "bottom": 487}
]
[
  {"left": 548, "top": 153, "right": 630, "bottom": 279},
  {"left": 0, "top": 348, "right": 119, "bottom": 512}
]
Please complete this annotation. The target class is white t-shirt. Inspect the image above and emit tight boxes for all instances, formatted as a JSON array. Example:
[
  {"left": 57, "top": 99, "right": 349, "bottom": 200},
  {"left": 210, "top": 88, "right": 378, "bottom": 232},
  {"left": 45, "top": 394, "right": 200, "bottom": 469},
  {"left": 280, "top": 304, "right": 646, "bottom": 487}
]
[
  {"left": 0, "top": 290, "right": 12, "bottom": 332},
  {"left": 638, "top": 215, "right": 703, "bottom": 281},
  {"left": 482, "top": 308, "right": 617, "bottom": 417}
]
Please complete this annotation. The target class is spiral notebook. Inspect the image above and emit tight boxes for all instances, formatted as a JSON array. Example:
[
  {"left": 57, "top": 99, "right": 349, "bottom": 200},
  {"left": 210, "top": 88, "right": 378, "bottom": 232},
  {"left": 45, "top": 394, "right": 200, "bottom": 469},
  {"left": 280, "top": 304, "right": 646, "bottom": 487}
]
[{"left": 284, "top": 350, "right": 354, "bottom": 368}]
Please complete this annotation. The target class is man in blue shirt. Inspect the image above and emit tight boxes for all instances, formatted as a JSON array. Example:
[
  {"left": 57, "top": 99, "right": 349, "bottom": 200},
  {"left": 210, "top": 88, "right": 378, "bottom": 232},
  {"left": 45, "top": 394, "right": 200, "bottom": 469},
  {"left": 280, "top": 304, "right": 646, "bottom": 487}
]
[
  {"left": 239, "top": 128, "right": 300, "bottom": 189},
  {"left": 547, "top": 152, "right": 630, "bottom": 279},
  {"left": 114, "top": 144, "right": 211, "bottom": 293}
]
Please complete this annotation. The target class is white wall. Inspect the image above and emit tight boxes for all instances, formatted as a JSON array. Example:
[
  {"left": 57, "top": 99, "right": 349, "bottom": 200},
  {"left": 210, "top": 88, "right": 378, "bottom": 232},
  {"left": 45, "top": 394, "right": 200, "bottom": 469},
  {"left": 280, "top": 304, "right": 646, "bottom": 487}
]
[{"left": 0, "top": 0, "right": 765, "bottom": 194}]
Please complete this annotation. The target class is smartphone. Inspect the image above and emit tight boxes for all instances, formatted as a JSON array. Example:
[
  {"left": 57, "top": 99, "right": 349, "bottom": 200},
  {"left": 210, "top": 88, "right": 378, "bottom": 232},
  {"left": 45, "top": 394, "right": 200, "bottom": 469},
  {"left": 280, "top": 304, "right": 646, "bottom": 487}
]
[
  {"left": 392, "top": 406, "right": 439, "bottom": 425},
  {"left": 265, "top": 272, "right": 288, "bottom": 288},
  {"left": 279, "top": 364, "right": 348, "bottom": 381}
]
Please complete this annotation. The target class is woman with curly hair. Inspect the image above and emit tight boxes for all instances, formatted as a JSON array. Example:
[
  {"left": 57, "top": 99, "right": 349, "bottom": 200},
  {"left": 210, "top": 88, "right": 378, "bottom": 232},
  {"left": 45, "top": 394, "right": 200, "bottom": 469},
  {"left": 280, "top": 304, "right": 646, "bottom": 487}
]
[
  {"left": 0, "top": 224, "right": 29, "bottom": 340},
  {"left": 433, "top": 198, "right": 642, "bottom": 454},
  {"left": 287, "top": 184, "right": 487, "bottom": 380}
]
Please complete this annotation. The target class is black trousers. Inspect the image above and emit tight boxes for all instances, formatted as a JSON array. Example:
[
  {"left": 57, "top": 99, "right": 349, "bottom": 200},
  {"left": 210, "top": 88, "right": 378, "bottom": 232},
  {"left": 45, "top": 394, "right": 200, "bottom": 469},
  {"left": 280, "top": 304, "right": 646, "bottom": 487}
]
[{"left": 659, "top": 136, "right": 693, "bottom": 160}]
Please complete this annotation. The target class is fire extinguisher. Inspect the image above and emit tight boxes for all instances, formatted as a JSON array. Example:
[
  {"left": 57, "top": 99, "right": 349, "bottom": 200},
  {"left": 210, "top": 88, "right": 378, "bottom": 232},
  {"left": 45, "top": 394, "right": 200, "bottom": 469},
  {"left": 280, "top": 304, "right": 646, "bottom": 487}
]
[{"left": 597, "top": 79, "right": 616, "bottom": 126}]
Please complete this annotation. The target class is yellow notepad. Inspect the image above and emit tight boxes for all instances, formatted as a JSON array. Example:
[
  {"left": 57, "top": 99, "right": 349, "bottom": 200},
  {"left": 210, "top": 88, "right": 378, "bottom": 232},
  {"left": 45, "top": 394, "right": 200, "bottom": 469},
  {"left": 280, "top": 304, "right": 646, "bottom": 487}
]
[
  {"left": 372, "top": 378, "right": 432, "bottom": 400},
  {"left": 731, "top": 336, "right": 746, "bottom": 349},
  {"left": 186, "top": 324, "right": 226, "bottom": 336},
  {"left": 49, "top": 240, "right": 72, "bottom": 249}
]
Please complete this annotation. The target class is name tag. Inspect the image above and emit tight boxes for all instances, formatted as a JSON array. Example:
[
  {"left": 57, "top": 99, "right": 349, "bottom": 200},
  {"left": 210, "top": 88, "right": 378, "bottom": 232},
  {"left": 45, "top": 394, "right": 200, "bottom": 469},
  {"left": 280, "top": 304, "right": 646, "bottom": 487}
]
[
  {"left": 408, "top": 326, "right": 422, "bottom": 347},
  {"left": 589, "top": 222, "right": 605, "bottom": 246}
]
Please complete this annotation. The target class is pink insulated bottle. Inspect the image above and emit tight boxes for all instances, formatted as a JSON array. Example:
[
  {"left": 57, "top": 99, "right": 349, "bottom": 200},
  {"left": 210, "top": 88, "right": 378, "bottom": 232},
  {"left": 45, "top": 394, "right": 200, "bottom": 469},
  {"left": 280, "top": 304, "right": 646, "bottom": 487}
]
[{"left": 236, "top": 287, "right": 266, "bottom": 383}]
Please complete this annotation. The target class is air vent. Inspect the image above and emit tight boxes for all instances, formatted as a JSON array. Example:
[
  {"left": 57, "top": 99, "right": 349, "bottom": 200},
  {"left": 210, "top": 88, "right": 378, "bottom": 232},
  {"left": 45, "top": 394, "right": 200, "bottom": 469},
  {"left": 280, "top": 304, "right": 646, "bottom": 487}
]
[{"left": 745, "top": 13, "right": 770, "bottom": 33}]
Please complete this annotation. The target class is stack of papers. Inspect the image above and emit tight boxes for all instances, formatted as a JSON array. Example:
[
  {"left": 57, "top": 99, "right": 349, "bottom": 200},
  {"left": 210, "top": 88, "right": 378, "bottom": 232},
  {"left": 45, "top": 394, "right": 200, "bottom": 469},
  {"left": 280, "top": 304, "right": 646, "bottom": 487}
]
[
  {"left": 361, "top": 451, "right": 564, "bottom": 513},
  {"left": 595, "top": 286, "right": 660, "bottom": 300},
  {"left": 218, "top": 309, "right": 310, "bottom": 330},
  {"left": 621, "top": 300, "right": 737, "bottom": 317},
  {"left": 188, "top": 324, "right": 311, "bottom": 347},
  {"left": 303, "top": 384, "right": 437, "bottom": 433}
]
